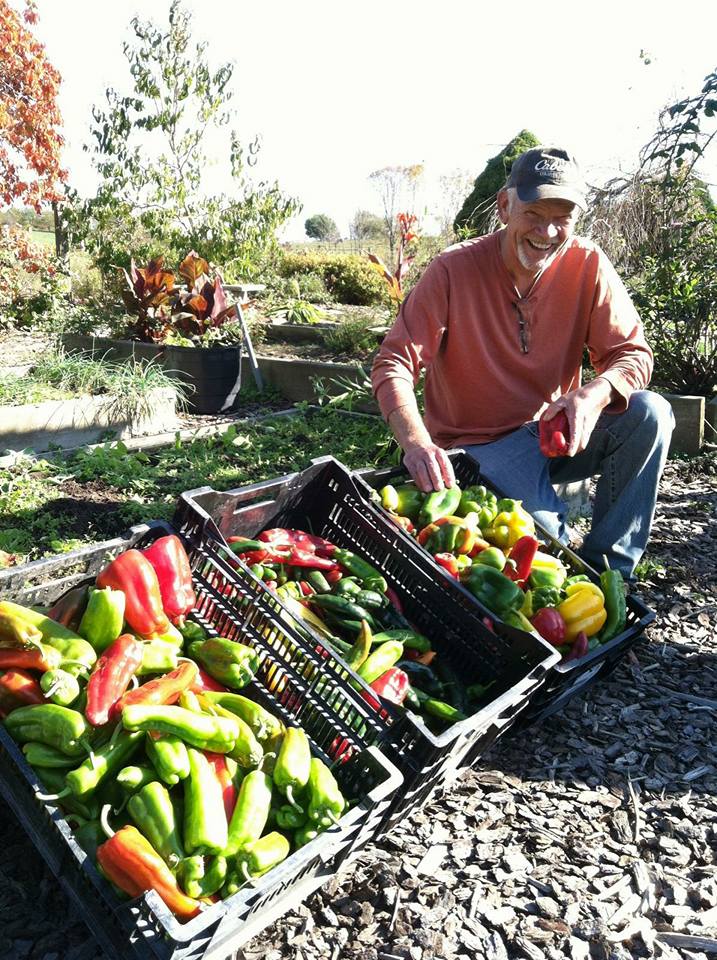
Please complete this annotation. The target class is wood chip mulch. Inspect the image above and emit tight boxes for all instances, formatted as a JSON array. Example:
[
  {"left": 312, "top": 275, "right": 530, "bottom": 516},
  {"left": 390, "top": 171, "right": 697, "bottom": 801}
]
[{"left": 0, "top": 455, "right": 715, "bottom": 960}]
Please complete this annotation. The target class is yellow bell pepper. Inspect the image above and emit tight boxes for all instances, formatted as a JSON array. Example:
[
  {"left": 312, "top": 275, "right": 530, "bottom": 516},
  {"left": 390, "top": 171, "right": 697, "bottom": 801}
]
[
  {"left": 564, "top": 581, "right": 605, "bottom": 602},
  {"left": 557, "top": 589, "right": 607, "bottom": 642},
  {"left": 483, "top": 502, "right": 535, "bottom": 549}
]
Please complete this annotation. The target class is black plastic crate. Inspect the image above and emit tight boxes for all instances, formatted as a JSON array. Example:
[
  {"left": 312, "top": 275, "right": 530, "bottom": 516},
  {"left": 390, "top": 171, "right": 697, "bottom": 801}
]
[
  {"left": 0, "top": 521, "right": 401, "bottom": 960},
  {"left": 353, "top": 450, "right": 656, "bottom": 726},
  {"left": 175, "top": 457, "right": 559, "bottom": 826}
]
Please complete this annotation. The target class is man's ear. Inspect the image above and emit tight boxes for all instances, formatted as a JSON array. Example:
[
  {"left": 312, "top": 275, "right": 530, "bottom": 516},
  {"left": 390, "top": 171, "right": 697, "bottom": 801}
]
[{"left": 496, "top": 188, "right": 510, "bottom": 225}]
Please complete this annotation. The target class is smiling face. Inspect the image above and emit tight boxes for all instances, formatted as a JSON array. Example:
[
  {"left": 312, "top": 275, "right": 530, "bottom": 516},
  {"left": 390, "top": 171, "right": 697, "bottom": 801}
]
[{"left": 497, "top": 188, "right": 578, "bottom": 286}]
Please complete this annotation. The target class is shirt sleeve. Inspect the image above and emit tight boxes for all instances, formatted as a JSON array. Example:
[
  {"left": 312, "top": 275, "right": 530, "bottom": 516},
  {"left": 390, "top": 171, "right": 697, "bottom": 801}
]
[
  {"left": 370, "top": 256, "right": 450, "bottom": 421},
  {"left": 586, "top": 247, "right": 654, "bottom": 412}
]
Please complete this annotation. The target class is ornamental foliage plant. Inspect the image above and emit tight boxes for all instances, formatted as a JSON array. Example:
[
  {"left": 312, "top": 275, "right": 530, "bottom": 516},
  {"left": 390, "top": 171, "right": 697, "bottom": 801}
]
[
  {"left": 66, "top": 1, "right": 299, "bottom": 283},
  {"left": 0, "top": 1, "right": 66, "bottom": 210},
  {"left": 121, "top": 251, "right": 236, "bottom": 344}
]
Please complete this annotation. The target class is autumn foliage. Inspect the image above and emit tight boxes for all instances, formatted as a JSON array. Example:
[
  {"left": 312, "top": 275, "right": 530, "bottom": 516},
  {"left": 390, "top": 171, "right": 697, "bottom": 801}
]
[{"left": 0, "top": 1, "right": 66, "bottom": 209}]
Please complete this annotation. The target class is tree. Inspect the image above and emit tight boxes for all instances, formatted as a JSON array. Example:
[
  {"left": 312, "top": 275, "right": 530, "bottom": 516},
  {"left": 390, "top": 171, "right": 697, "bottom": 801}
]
[
  {"left": 454, "top": 130, "right": 540, "bottom": 236},
  {"left": 67, "top": 1, "right": 299, "bottom": 280},
  {"left": 369, "top": 164, "right": 424, "bottom": 257},
  {"left": 436, "top": 168, "right": 475, "bottom": 239},
  {"left": 304, "top": 213, "right": 339, "bottom": 242},
  {"left": 349, "top": 209, "right": 386, "bottom": 242},
  {"left": 0, "top": 1, "right": 66, "bottom": 210}
]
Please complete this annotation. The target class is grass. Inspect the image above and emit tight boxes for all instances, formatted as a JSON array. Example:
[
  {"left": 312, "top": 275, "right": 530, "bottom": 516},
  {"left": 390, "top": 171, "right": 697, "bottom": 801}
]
[
  {"left": 30, "top": 229, "right": 55, "bottom": 249},
  {"left": 0, "top": 349, "right": 187, "bottom": 417},
  {"left": 0, "top": 408, "right": 398, "bottom": 562}
]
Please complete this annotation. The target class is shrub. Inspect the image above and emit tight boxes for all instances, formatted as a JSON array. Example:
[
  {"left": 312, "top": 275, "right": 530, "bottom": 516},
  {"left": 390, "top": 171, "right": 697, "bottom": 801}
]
[
  {"left": 277, "top": 251, "right": 390, "bottom": 307},
  {"left": 323, "top": 318, "right": 379, "bottom": 360},
  {"left": 628, "top": 214, "right": 717, "bottom": 396}
]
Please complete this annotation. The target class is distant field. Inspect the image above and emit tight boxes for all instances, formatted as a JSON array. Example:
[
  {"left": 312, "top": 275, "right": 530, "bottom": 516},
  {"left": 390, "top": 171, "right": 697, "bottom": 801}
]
[{"left": 31, "top": 230, "right": 55, "bottom": 249}]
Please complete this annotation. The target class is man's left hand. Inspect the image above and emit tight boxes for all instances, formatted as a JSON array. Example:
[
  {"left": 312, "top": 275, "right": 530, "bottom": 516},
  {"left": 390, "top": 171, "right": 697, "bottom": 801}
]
[{"left": 541, "top": 378, "right": 616, "bottom": 456}]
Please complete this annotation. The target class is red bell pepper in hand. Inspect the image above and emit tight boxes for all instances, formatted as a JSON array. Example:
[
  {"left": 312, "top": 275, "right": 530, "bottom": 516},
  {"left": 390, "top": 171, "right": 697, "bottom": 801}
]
[
  {"left": 539, "top": 410, "right": 570, "bottom": 457},
  {"left": 97, "top": 549, "right": 170, "bottom": 638},
  {"left": 531, "top": 607, "right": 566, "bottom": 647},
  {"left": 0, "top": 668, "right": 45, "bottom": 717},
  {"left": 505, "top": 535, "right": 539, "bottom": 584},
  {"left": 142, "top": 535, "right": 196, "bottom": 626},
  {"left": 86, "top": 633, "right": 143, "bottom": 726}
]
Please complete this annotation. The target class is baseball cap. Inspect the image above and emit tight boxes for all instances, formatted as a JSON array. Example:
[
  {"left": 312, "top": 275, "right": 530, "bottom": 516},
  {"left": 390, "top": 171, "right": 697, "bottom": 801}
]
[{"left": 506, "top": 146, "right": 587, "bottom": 211}]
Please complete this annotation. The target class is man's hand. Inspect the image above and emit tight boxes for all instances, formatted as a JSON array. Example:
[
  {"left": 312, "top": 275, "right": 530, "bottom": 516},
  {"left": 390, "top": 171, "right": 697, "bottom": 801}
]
[
  {"left": 387, "top": 402, "right": 455, "bottom": 492},
  {"left": 541, "top": 377, "right": 616, "bottom": 456},
  {"left": 403, "top": 442, "right": 455, "bottom": 493}
]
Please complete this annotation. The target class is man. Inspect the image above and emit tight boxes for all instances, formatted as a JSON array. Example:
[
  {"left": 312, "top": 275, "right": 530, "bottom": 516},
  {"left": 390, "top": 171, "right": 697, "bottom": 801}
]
[{"left": 371, "top": 146, "right": 674, "bottom": 578}]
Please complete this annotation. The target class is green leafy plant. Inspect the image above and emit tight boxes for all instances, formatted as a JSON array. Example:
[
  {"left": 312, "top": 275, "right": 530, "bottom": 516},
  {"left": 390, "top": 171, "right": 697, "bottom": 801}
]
[
  {"left": 65, "top": 1, "right": 300, "bottom": 281},
  {"left": 268, "top": 279, "right": 327, "bottom": 325},
  {"left": 323, "top": 318, "right": 378, "bottom": 359},
  {"left": 277, "top": 251, "right": 390, "bottom": 306}
]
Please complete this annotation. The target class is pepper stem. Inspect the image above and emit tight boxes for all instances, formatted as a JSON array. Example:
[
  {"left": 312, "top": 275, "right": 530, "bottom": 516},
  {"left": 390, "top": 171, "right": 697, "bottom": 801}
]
[
  {"left": 100, "top": 803, "right": 115, "bottom": 838},
  {"left": 239, "top": 861, "right": 253, "bottom": 885},
  {"left": 326, "top": 810, "right": 341, "bottom": 826},
  {"left": 35, "top": 787, "right": 70, "bottom": 802},
  {"left": 285, "top": 786, "right": 303, "bottom": 813}
]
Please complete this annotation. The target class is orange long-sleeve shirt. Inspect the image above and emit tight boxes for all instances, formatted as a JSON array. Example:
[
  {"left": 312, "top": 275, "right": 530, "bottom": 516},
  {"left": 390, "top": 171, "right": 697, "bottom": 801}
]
[{"left": 371, "top": 231, "right": 653, "bottom": 447}]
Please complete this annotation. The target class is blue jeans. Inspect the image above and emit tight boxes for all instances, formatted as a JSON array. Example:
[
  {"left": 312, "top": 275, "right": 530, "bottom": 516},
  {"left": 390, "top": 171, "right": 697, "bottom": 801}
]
[{"left": 463, "top": 391, "right": 675, "bottom": 579}]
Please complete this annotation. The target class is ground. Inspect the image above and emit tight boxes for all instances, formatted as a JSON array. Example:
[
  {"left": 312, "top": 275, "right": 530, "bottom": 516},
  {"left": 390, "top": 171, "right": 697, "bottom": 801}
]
[{"left": 0, "top": 451, "right": 714, "bottom": 960}]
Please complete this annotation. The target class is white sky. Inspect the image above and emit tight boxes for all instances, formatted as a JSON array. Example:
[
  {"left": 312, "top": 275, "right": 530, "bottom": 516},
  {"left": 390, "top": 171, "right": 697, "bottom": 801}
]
[{"left": 30, "top": 0, "right": 717, "bottom": 241}]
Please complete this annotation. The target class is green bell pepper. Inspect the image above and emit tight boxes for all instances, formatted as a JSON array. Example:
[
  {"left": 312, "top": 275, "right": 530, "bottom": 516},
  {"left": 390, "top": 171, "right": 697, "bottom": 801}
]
[
  {"left": 128, "top": 780, "right": 185, "bottom": 866},
  {"left": 457, "top": 485, "right": 498, "bottom": 528},
  {"left": 188, "top": 638, "right": 259, "bottom": 689},
  {"left": 77, "top": 586, "right": 125, "bottom": 654},
  {"left": 184, "top": 748, "right": 228, "bottom": 855},
  {"left": 418, "top": 486, "right": 462, "bottom": 528},
  {"left": 465, "top": 566, "right": 524, "bottom": 617}
]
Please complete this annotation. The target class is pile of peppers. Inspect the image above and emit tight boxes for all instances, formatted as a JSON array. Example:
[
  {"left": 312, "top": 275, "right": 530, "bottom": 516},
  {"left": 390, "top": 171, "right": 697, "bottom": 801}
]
[
  {"left": 377, "top": 480, "right": 628, "bottom": 662},
  {"left": 0, "top": 533, "right": 350, "bottom": 922},
  {"left": 228, "top": 527, "right": 491, "bottom": 728}
]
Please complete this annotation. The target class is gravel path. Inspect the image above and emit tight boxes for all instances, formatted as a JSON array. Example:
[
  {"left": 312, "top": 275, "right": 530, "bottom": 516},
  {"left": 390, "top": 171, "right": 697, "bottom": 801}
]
[{"left": 1, "top": 455, "right": 715, "bottom": 960}]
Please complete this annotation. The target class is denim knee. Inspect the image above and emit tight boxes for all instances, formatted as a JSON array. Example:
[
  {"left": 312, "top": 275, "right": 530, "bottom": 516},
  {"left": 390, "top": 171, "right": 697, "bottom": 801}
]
[{"left": 627, "top": 390, "right": 675, "bottom": 443}]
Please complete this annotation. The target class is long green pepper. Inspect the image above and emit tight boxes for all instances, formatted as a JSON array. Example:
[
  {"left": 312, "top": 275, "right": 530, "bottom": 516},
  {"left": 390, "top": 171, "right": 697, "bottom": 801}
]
[
  {"left": 273, "top": 727, "right": 311, "bottom": 812},
  {"left": 224, "top": 769, "right": 273, "bottom": 855},
  {"left": 183, "top": 748, "right": 228, "bottom": 855},
  {"left": 128, "top": 781, "right": 185, "bottom": 866},
  {"left": 145, "top": 733, "right": 191, "bottom": 786}
]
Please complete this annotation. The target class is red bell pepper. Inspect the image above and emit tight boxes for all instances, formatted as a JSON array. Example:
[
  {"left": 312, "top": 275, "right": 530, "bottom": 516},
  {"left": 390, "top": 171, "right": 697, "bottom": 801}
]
[
  {"left": 505, "top": 535, "right": 539, "bottom": 584},
  {"left": 115, "top": 660, "right": 198, "bottom": 716},
  {"left": 47, "top": 585, "right": 89, "bottom": 632},
  {"left": 539, "top": 410, "right": 570, "bottom": 457},
  {"left": 0, "top": 644, "right": 62, "bottom": 673},
  {"left": 86, "top": 633, "right": 144, "bottom": 726},
  {"left": 531, "top": 607, "right": 566, "bottom": 646},
  {"left": 205, "top": 752, "right": 237, "bottom": 821},
  {"left": 97, "top": 550, "right": 170, "bottom": 638},
  {"left": 142, "top": 535, "right": 196, "bottom": 626},
  {"left": 362, "top": 667, "right": 410, "bottom": 711},
  {"left": 97, "top": 826, "right": 201, "bottom": 921},
  {"left": 0, "top": 668, "right": 45, "bottom": 717},
  {"left": 258, "top": 528, "right": 336, "bottom": 557},
  {"left": 434, "top": 553, "right": 460, "bottom": 578},
  {"left": 190, "top": 666, "right": 229, "bottom": 694},
  {"left": 564, "top": 630, "right": 590, "bottom": 661}
]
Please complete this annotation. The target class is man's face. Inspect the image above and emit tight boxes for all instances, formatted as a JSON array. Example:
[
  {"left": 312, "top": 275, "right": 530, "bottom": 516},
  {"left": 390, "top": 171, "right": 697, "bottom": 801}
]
[{"left": 498, "top": 191, "right": 579, "bottom": 278}]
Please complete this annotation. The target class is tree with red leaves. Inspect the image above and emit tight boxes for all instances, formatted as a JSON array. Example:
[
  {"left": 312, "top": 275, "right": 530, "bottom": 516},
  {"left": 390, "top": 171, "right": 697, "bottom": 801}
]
[{"left": 0, "top": 1, "right": 66, "bottom": 210}]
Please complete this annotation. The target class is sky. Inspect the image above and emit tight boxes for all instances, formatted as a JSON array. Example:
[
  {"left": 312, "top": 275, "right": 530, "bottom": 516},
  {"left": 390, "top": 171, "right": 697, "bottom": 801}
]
[{"left": 28, "top": 0, "right": 717, "bottom": 242}]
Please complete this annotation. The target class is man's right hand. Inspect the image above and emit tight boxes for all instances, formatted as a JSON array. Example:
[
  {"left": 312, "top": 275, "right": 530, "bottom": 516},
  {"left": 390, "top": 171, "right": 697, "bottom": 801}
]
[
  {"left": 387, "top": 402, "right": 455, "bottom": 492},
  {"left": 403, "top": 443, "right": 455, "bottom": 492}
]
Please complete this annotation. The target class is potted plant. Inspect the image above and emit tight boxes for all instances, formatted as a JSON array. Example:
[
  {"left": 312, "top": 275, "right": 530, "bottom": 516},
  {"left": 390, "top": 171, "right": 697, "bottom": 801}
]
[{"left": 63, "top": 253, "right": 250, "bottom": 414}]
